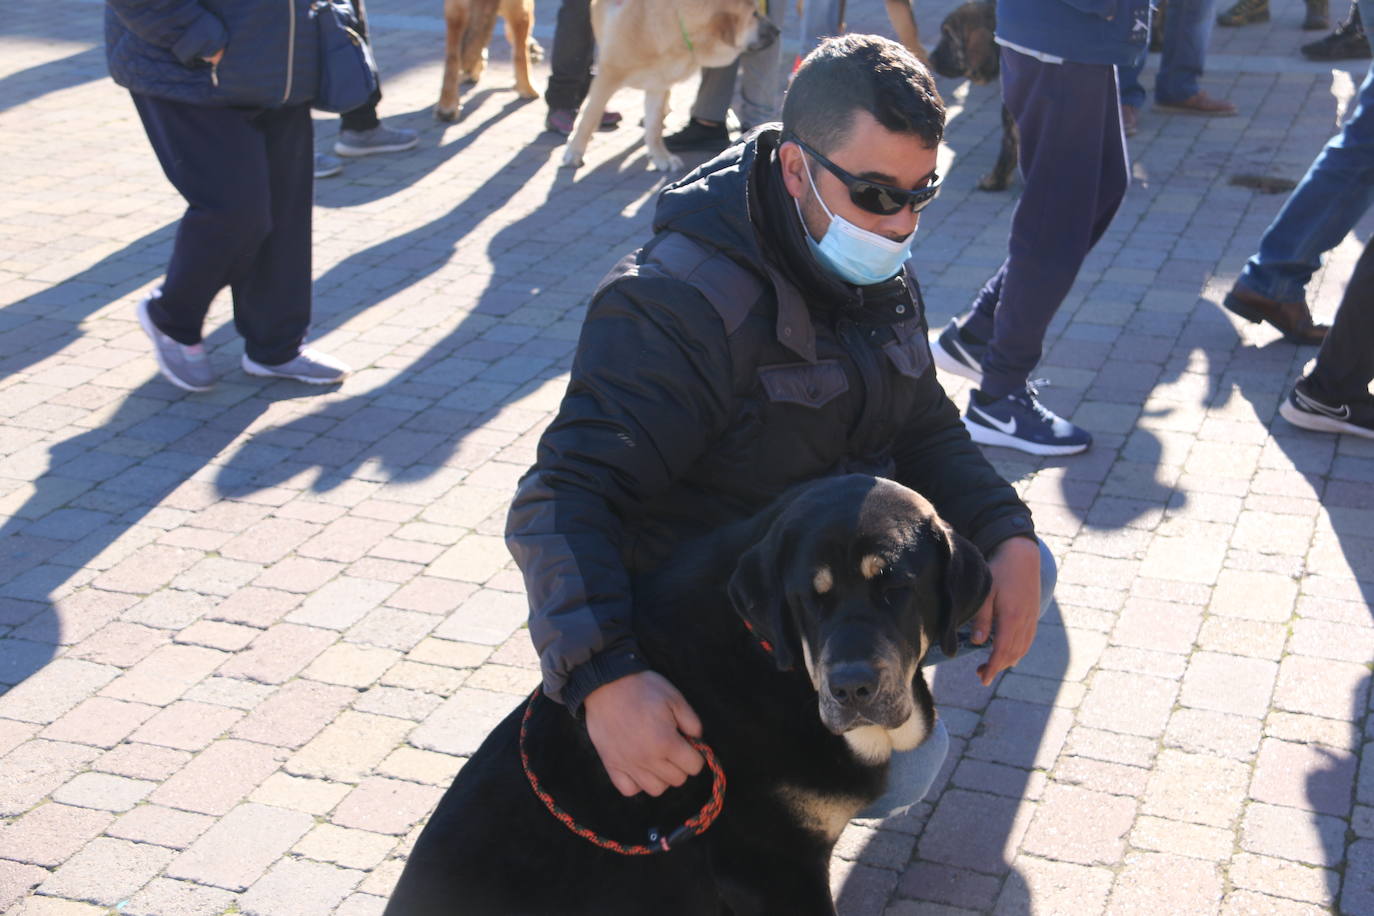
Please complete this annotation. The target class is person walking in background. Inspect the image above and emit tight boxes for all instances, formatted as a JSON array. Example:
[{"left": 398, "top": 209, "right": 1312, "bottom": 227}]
[
  {"left": 1279, "top": 236, "right": 1374, "bottom": 438},
  {"left": 542, "top": 0, "right": 622, "bottom": 136},
  {"left": 1218, "top": 0, "right": 1374, "bottom": 345},
  {"left": 314, "top": 0, "right": 419, "bottom": 179},
  {"left": 930, "top": 0, "right": 1147, "bottom": 456},
  {"left": 1118, "top": 0, "right": 1236, "bottom": 136},
  {"left": 105, "top": 0, "right": 351, "bottom": 391}
]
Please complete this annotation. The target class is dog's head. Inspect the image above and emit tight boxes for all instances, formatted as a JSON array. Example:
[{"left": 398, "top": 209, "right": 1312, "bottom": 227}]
[
  {"left": 930, "top": 0, "right": 999, "bottom": 84},
  {"left": 727, "top": 475, "right": 991, "bottom": 763},
  {"left": 705, "top": 0, "right": 780, "bottom": 61}
]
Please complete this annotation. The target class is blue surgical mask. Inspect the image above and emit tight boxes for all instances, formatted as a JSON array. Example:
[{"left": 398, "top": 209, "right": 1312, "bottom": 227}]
[{"left": 797, "top": 158, "right": 916, "bottom": 286}]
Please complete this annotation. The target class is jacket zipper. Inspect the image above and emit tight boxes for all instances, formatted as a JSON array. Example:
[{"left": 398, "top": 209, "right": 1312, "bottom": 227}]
[{"left": 282, "top": 0, "right": 297, "bottom": 104}]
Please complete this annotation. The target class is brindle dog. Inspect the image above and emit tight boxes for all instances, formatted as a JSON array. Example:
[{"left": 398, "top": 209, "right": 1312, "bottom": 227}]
[{"left": 929, "top": 0, "right": 1019, "bottom": 191}]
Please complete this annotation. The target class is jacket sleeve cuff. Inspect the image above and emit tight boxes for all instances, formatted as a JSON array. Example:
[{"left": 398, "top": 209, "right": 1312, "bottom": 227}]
[
  {"left": 171, "top": 12, "right": 228, "bottom": 65},
  {"left": 971, "top": 514, "right": 1037, "bottom": 557},
  {"left": 558, "top": 646, "right": 651, "bottom": 718}
]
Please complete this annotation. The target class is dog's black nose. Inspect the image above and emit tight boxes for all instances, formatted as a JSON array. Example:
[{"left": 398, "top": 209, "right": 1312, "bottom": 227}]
[{"left": 827, "top": 663, "right": 879, "bottom": 708}]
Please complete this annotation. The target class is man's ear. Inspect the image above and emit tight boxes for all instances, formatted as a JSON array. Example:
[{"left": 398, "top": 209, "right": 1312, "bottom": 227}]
[
  {"left": 777, "top": 140, "right": 809, "bottom": 201},
  {"left": 933, "top": 520, "right": 992, "bottom": 657},
  {"left": 726, "top": 538, "right": 796, "bottom": 671}
]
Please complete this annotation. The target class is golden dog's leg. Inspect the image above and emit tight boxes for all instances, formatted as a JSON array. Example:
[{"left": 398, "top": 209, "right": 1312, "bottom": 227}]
[
  {"left": 503, "top": 0, "right": 540, "bottom": 99},
  {"left": 437, "top": 0, "right": 470, "bottom": 121},
  {"left": 561, "top": 71, "right": 620, "bottom": 169},
  {"left": 642, "top": 89, "right": 682, "bottom": 172},
  {"left": 461, "top": 2, "right": 500, "bottom": 84}
]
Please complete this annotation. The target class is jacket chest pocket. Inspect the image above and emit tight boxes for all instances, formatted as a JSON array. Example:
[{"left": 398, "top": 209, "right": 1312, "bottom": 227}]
[
  {"left": 757, "top": 360, "right": 849, "bottom": 408},
  {"left": 883, "top": 332, "right": 932, "bottom": 379}
]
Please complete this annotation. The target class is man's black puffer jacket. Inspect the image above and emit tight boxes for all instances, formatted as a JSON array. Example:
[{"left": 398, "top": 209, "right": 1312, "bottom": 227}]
[{"left": 506, "top": 127, "right": 1035, "bottom": 714}]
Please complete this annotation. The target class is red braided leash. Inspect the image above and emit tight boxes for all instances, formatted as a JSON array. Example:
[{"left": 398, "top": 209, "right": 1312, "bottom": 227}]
[{"left": 519, "top": 686, "right": 726, "bottom": 855}]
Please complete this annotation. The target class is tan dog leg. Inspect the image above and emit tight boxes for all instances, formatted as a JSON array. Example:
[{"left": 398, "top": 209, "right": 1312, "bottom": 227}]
[
  {"left": 561, "top": 71, "right": 620, "bottom": 168},
  {"left": 460, "top": 2, "right": 500, "bottom": 84},
  {"left": 437, "top": 0, "right": 471, "bottom": 121},
  {"left": 642, "top": 89, "right": 682, "bottom": 172},
  {"left": 502, "top": 0, "right": 540, "bottom": 99}
]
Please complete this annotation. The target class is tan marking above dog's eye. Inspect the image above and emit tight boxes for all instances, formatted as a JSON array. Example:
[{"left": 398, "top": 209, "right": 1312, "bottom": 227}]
[
  {"left": 813, "top": 566, "right": 833, "bottom": 594},
  {"left": 860, "top": 555, "right": 885, "bottom": 579}
]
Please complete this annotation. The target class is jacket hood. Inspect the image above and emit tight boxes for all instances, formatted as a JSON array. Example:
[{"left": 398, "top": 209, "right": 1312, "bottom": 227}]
[{"left": 651, "top": 126, "right": 919, "bottom": 326}]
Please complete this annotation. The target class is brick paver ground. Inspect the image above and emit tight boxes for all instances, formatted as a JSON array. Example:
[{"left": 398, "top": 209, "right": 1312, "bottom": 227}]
[{"left": 3, "top": 1, "right": 1374, "bottom": 913}]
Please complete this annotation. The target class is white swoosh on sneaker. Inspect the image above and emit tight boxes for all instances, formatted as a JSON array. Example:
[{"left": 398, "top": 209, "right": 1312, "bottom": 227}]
[
  {"left": 970, "top": 404, "right": 1017, "bottom": 436},
  {"left": 1295, "top": 389, "right": 1350, "bottom": 420}
]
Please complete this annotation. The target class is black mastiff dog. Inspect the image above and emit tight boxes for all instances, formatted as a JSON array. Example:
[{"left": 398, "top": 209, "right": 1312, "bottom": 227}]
[
  {"left": 383, "top": 474, "right": 991, "bottom": 916},
  {"left": 929, "top": 0, "right": 1020, "bottom": 192}
]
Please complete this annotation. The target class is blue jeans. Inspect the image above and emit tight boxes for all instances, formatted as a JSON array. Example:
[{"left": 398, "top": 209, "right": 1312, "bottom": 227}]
[
  {"left": 858, "top": 538, "right": 1057, "bottom": 818},
  {"left": 1119, "top": 0, "right": 1219, "bottom": 107},
  {"left": 1237, "top": 52, "right": 1374, "bottom": 302}
]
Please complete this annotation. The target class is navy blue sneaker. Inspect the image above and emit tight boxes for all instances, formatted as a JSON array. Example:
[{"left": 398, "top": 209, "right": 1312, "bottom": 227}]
[
  {"left": 963, "top": 383, "right": 1092, "bottom": 456},
  {"left": 932, "top": 318, "right": 986, "bottom": 385}
]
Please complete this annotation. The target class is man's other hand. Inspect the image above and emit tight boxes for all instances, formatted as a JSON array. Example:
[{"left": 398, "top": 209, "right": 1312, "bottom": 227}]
[
  {"left": 968, "top": 536, "right": 1041, "bottom": 686},
  {"left": 583, "top": 670, "right": 705, "bottom": 797}
]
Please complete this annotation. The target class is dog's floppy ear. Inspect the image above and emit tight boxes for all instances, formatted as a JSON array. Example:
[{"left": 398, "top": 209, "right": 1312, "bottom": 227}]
[
  {"left": 932, "top": 520, "right": 993, "bottom": 658},
  {"left": 726, "top": 535, "right": 796, "bottom": 671}
]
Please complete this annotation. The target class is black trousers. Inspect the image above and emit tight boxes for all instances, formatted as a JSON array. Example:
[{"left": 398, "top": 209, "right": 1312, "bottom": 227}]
[
  {"left": 1311, "top": 235, "right": 1374, "bottom": 401},
  {"left": 341, "top": 0, "right": 382, "bottom": 131},
  {"left": 132, "top": 93, "right": 314, "bottom": 366},
  {"left": 545, "top": 0, "right": 594, "bottom": 110}
]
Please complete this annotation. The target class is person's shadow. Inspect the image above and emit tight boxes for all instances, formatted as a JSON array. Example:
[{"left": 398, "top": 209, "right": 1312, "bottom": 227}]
[{"left": 216, "top": 139, "right": 668, "bottom": 508}]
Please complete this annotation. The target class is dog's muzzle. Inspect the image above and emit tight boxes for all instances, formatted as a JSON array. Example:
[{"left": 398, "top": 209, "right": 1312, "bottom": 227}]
[
  {"left": 817, "top": 659, "right": 913, "bottom": 735},
  {"left": 747, "top": 15, "right": 780, "bottom": 52}
]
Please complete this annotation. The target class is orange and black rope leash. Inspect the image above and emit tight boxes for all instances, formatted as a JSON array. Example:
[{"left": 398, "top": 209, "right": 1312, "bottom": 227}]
[{"left": 519, "top": 686, "right": 727, "bottom": 855}]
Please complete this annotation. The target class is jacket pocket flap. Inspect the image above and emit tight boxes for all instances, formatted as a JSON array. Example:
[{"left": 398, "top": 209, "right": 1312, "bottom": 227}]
[
  {"left": 883, "top": 335, "right": 932, "bottom": 379},
  {"left": 758, "top": 361, "right": 849, "bottom": 407}
]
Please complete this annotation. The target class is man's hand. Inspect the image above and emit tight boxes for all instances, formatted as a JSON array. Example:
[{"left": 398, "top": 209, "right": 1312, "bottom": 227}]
[
  {"left": 583, "top": 670, "right": 704, "bottom": 797},
  {"left": 968, "top": 537, "right": 1041, "bottom": 686},
  {"left": 204, "top": 48, "right": 224, "bottom": 66}
]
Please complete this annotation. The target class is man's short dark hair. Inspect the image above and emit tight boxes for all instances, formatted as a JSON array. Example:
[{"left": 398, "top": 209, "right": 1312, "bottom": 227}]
[{"left": 781, "top": 34, "right": 945, "bottom": 155}]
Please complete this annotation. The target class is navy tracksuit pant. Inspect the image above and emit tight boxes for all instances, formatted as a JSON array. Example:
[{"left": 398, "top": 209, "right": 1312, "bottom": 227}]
[
  {"left": 962, "top": 47, "right": 1131, "bottom": 399},
  {"left": 132, "top": 93, "right": 314, "bottom": 367}
]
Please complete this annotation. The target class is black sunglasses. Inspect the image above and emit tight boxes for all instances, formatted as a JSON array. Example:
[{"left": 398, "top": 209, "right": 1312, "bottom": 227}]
[{"left": 790, "top": 136, "right": 941, "bottom": 216}]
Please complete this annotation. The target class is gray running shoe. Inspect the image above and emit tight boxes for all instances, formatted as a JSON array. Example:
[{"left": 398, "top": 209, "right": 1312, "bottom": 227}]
[
  {"left": 136, "top": 295, "right": 214, "bottom": 392},
  {"left": 242, "top": 348, "right": 351, "bottom": 385},
  {"left": 315, "top": 152, "right": 344, "bottom": 178},
  {"left": 334, "top": 124, "right": 419, "bottom": 157}
]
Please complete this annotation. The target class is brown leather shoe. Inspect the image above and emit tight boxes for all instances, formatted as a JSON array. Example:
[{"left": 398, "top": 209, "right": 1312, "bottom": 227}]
[
  {"left": 1222, "top": 285, "right": 1329, "bottom": 343},
  {"left": 1121, "top": 104, "right": 1139, "bottom": 137},
  {"left": 1156, "top": 91, "right": 1239, "bottom": 116}
]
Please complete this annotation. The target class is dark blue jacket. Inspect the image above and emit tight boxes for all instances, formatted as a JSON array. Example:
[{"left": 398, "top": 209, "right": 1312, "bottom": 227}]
[
  {"left": 105, "top": 0, "right": 319, "bottom": 107},
  {"left": 997, "top": 0, "right": 1150, "bottom": 68}
]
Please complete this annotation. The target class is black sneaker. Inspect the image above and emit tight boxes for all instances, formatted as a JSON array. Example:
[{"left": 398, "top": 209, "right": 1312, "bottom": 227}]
[
  {"left": 1301, "top": 14, "right": 1371, "bottom": 59},
  {"left": 963, "top": 383, "right": 1092, "bottom": 456},
  {"left": 663, "top": 118, "right": 730, "bottom": 153},
  {"left": 1279, "top": 377, "right": 1374, "bottom": 439},
  {"left": 932, "top": 319, "right": 986, "bottom": 385}
]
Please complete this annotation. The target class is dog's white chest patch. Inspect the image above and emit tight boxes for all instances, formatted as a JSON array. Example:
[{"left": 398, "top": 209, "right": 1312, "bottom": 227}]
[
  {"left": 777, "top": 786, "right": 864, "bottom": 842},
  {"left": 844, "top": 713, "right": 928, "bottom": 763}
]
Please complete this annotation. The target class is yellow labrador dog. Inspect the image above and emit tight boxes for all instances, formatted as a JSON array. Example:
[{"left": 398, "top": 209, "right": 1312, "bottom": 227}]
[{"left": 561, "top": 0, "right": 779, "bottom": 171}]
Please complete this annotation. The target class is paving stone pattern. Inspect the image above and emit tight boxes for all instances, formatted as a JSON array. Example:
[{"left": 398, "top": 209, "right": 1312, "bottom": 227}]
[{"left": 3, "top": 1, "right": 1374, "bottom": 913}]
